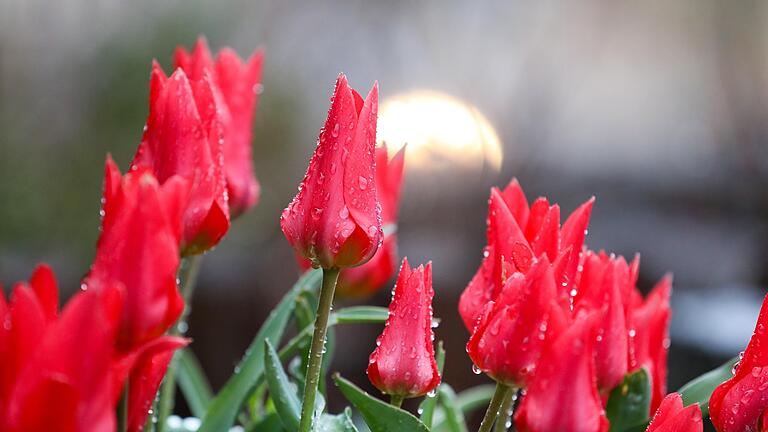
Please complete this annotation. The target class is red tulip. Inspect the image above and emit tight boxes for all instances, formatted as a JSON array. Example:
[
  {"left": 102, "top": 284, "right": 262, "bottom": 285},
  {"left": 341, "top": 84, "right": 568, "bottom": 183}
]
[
  {"left": 87, "top": 156, "right": 188, "bottom": 353},
  {"left": 646, "top": 393, "right": 702, "bottom": 432},
  {"left": 281, "top": 74, "right": 381, "bottom": 269},
  {"left": 710, "top": 293, "right": 768, "bottom": 431},
  {"left": 458, "top": 179, "right": 593, "bottom": 330},
  {"left": 0, "top": 265, "right": 122, "bottom": 432},
  {"left": 514, "top": 312, "right": 609, "bottom": 432},
  {"left": 131, "top": 62, "right": 230, "bottom": 255},
  {"left": 367, "top": 258, "right": 440, "bottom": 398},
  {"left": 573, "top": 251, "right": 634, "bottom": 393},
  {"left": 296, "top": 144, "right": 406, "bottom": 297},
  {"left": 466, "top": 258, "right": 570, "bottom": 387},
  {"left": 174, "top": 37, "right": 265, "bottom": 216},
  {"left": 628, "top": 275, "right": 672, "bottom": 413}
]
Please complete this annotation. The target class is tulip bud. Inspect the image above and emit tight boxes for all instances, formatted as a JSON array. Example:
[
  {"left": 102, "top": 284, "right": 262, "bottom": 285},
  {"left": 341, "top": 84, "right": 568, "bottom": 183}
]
[
  {"left": 367, "top": 258, "right": 440, "bottom": 398},
  {"left": 131, "top": 62, "right": 230, "bottom": 255},
  {"left": 466, "top": 258, "right": 569, "bottom": 388},
  {"left": 514, "top": 312, "right": 609, "bottom": 432},
  {"left": 646, "top": 393, "right": 702, "bottom": 432},
  {"left": 281, "top": 74, "right": 382, "bottom": 269},
  {"left": 710, "top": 293, "right": 768, "bottom": 432},
  {"left": 174, "top": 36, "right": 265, "bottom": 216},
  {"left": 295, "top": 144, "right": 406, "bottom": 297}
]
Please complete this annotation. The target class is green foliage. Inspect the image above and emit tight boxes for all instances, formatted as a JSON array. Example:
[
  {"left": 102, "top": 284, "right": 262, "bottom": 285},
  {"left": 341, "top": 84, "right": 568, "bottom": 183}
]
[
  {"left": 334, "top": 374, "right": 430, "bottom": 432},
  {"left": 679, "top": 356, "right": 739, "bottom": 417},
  {"left": 605, "top": 369, "right": 651, "bottom": 432}
]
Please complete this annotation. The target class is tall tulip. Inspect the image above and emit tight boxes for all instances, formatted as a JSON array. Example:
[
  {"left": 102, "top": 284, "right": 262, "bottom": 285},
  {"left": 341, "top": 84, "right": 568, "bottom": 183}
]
[
  {"left": 281, "top": 74, "right": 381, "bottom": 432},
  {"left": 367, "top": 258, "right": 440, "bottom": 404},
  {"left": 174, "top": 37, "right": 265, "bottom": 216}
]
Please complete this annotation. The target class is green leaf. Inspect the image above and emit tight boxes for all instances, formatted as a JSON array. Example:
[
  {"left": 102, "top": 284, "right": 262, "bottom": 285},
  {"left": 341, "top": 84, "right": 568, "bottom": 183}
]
[
  {"left": 432, "top": 384, "right": 496, "bottom": 431},
  {"left": 333, "top": 306, "right": 389, "bottom": 324},
  {"left": 437, "top": 384, "right": 469, "bottom": 432},
  {"left": 177, "top": 348, "right": 214, "bottom": 418},
  {"left": 264, "top": 340, "right": 301, "bottom": 430},
  {"left": 199, "top": 269, "right": 322, "bottom": 432},
  {"left": 246, "top": 412, "right": 285, "bottom": 432},
  {"left": 679, "top": 356, "right": 738, "bottom": 417},
  {"left": 333, "top": 374, "right": 429, "bottom": 432},
  {"left": 605, "top": 369, "right": 651, "bottom": 432},
  {"left": 315, "top": 408, "right": 360, "bottom": 432},
  {"left": 419, "top": 341, "right": 445, "bottom": 428}
]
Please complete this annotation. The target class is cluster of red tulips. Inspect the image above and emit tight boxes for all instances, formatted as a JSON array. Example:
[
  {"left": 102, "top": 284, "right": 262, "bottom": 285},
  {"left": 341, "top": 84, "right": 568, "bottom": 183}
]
[{"left": 1, "top": 37, "right": 767, "bottom": 432}]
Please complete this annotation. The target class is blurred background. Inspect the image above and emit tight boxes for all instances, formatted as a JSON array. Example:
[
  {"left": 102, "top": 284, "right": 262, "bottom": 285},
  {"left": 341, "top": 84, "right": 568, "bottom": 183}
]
[{"left": 1, "top": 0, "right": 767, "bottom": 429}]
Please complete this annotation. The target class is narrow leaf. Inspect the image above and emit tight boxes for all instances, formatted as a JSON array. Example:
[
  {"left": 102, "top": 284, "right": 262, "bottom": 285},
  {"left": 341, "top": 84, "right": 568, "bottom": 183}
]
[
  {"left": 315, "top": 408, "right": 360, "bottom": 432},
  {"left": 264, "top": 340, "right": 301, "bottom": 430},
  {"left": 437, "top": 384, "right": 469, "bottom": 432},
  {"left": 333, "top": 306, "right": 389, "bottom": 324},
  {"left": 679, "top": 356, "right": 739, "bottom": 417},
  {"left": 177, "top": 348, "right": 214, "bottom": 418},
  {"left": 333, "top": 374, "right": 429, "bottom": 432},
  {"left": 199, "top": 269, "right": 322, "bottom": 432},
  {"left": 605, "top": 369, "right": 651, "bottom": 432}
]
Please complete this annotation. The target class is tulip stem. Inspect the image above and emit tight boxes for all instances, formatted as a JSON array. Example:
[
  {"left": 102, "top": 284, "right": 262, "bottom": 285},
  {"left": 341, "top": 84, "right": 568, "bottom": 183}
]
[
  {"left": 494, "top": 387, "right": 517, "bottom": 432},
  {"left": 117, "top": 383, "right": 129, "bottom": 432},
  {"left": 478, "top": 382, "right": 512, "bottom": 432},
  {"left": 390, "top": 394, "right": 405, "bottom": 408},
  {"left": 298, "top": 267, "right": 340, "bottom": 432},
  {"left": 156, "top": 255, "right": 203, "bottom": 432}
]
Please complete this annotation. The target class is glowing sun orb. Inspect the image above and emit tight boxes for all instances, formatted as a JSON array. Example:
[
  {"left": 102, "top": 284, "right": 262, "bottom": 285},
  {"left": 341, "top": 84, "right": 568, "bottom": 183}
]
[{"left": 376, "top": 90, "right": 503, "bottom": 174}]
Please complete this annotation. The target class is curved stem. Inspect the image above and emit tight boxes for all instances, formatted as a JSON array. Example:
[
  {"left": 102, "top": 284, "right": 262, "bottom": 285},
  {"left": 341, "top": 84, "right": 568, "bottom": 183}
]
[
  {"left": 390, "top": 394, "right": 405, "bottom": 408},
  {"left": 478, "top": 382, "right": 511, "bottom": 432},
  {"left": 298, "top": 268, "right": 340, "bottom": 432},
  {"left": 157, "top": 255, "right": 203, "bottom": 432},
  {"left": 494, "top": 387, "right": 517, "bottom": 432}
]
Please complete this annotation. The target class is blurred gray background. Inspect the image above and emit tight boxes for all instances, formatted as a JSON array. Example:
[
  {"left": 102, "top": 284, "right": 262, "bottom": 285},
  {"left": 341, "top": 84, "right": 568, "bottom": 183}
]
[{"left": 1, "top": 0, "right": 767, "bottom": 427}]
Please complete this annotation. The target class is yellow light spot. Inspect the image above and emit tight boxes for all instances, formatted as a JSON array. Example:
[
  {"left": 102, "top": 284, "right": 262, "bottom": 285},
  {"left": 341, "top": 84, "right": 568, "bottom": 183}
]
[{"left": 377, "top": 90, "right": 502, "bottom": 173}]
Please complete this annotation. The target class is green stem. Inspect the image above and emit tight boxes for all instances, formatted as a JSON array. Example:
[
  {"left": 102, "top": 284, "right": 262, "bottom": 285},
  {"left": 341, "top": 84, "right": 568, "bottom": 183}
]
[
  {"left": 157, "top": 255, "right": 203, "bottom": 432},
  {"left": 297, "top": 268, "right": 340, "bottom": 432},
  {"left": 390, "top": 394, "right": 405, "bottom": 408},
  {"left": 494, "top": 387, "right": 517, "bottom": 432},
  {"left": 118, "top": 383, "right": 129, "bottom": 432},
  {"left": 478, "top": 382, "right": 511, "bottom": 432}
]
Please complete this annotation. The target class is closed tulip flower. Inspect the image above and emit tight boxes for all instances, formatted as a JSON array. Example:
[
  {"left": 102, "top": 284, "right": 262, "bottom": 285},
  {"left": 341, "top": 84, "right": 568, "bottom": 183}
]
[
  {"left": 131, "top": 62, "right": 230, "bottom": 255},
  {"left": 367, "top": 258, "right": 440, "bottom": 401},
  {"left": 646, "top": 393, "right": 702, "bottom": 432},
  {"left": 296, "top": 144, "right": 406, "bottom": 297},
  {"left": 514, "top": 312, "right": 609, "bottom": 432},
  {"left": 281, "top": 74, "right": 381, "bottom": 269},
  {"left": 174, "top": 37, "right": 265, "bottom": 216},
  {"left": 466, "top": 258, "right": 569, "bottom": 388},
  {"left": 710, "top": 293, "right": 768, "bottom": 432}
]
